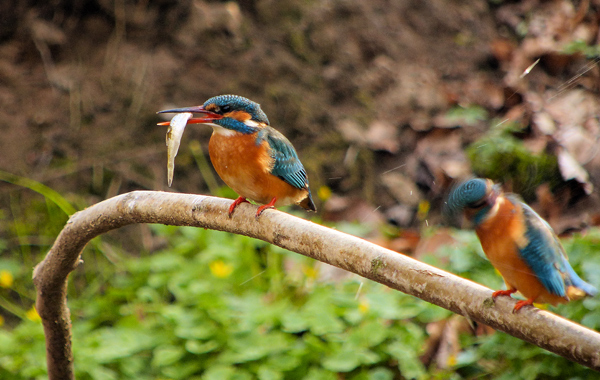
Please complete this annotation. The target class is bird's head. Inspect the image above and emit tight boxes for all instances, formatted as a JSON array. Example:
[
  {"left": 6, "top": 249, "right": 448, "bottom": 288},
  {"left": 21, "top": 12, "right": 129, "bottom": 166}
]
[
  {"left": 157, "top": 94, "right": 269, "bottom": 134},
  {"left": 444, "top": 178, "right": 501, "bottom": 227}
]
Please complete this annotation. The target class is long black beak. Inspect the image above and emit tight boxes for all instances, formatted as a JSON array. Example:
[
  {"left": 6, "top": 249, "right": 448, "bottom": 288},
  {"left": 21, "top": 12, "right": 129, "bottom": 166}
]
[{"left": 157, "top": 106, "right": 223, "bottom": 125}]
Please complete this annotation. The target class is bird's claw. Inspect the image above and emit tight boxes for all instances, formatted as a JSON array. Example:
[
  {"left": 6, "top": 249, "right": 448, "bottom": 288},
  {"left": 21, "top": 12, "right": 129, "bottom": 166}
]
[
  {"left": 255, "top": 205, "right": 274, "bottom": 219},
  {"left": 492, "top": 289, "right": 517, "bottom": 300},
  {"left": 255, "top": 197, "right": 278, "bottom": 219},
  {"left": 228, "top": 197, "right": 249, "bottom": 218},
  {"left": 512, "top": 299, "right": 534, "bottom": 313}
]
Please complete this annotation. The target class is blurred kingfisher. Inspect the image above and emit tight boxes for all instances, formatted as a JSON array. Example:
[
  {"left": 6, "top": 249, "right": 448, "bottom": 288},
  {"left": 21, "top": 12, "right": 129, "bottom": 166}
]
[
  {"left": 445, "top": 178, "right": 597, "bottom": 312},
  {"left": 158, "top": 94, "right": 316, "bottom": 218}
]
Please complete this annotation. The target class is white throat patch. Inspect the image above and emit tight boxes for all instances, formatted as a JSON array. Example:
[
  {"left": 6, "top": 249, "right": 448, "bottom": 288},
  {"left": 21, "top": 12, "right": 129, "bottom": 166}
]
[
  {"left": 210, "top": 119, "right": 260, "bottom": 136},
  {"left": 485, "top": 196, "right": 502, "bottom": 221},
  {"left": 210, "top": 123, "right": 237, "bottom": 137}
]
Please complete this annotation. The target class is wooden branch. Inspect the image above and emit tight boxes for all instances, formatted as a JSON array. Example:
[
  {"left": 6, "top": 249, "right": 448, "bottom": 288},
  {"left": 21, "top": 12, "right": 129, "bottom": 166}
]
[{"left": 33, "top": 191, "right": 600, "bottom": 379}]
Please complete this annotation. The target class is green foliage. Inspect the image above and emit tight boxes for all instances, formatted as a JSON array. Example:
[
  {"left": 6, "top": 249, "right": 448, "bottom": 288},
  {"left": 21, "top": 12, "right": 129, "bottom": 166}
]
[
  {"left": 444, "top": 105, "right": 488, "bottom": 126},
  {"left": 562, "top": 41, "right": 600, "bottom": 58},
  {"left": 466, "top": 122, "right": 560, "bottom": 200},
  {"left": 1, "top": 225, "right": 442, "bottom": 379},
  {"left": 1, "top": 218, "right": 599, "bottom": 379},
  {"left": 0, "top": 170, "right": 76, "bottom": 216}
]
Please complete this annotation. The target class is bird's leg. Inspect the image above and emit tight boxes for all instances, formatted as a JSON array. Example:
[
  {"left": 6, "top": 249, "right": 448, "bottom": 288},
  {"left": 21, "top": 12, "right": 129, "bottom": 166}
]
[
  {"left": 256, "top": 197, "right": 277, "bottom": 219},
  {"left": 229, "top": 196, "right": 249, "bottom": 217},
  {"left": 492, "top": 288, "right": 517, "bottom": 299},
  {"left": 513, "top": 298, "right": 534, "bottom": 313}
]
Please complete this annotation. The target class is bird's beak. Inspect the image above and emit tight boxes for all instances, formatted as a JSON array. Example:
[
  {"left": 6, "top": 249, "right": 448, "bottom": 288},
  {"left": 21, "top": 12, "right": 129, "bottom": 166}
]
[{"left": 156, "top": 106, "right": 223, "bottom": 125}]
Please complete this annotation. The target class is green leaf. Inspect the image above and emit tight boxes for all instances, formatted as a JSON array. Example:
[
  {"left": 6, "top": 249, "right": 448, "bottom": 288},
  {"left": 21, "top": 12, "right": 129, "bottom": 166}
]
[
  {"left": 386, "top": 341, "right": 426, "bottom": 380},
  {"left": 281, "top": 310, "right": 309, "bottom": 333},
  {"left": 257, "top": 365, "right": 283, "bottom": 380},
  {"left": 88, "top": 327, "right": 159, "bottom": 363},
  {"left": 203, "top": 365, "right": 236, "bottom": 380},
  {"left": 152, "top": 345, "right": 186, "bottom": 367},
  {"left": 161, "top": 361, "right": 202, "bottom": 379},
  {"left": 322, "top": 349, "right": 362, "bottom": 372},
  {"left": 265, "top": 353, "right": 303, "bottom": 372},
  {"left": 348, "top": 320, "right": 387, "bottom": 347},
  {"left": 368, "top": 367, "right": 394, "bottom": 380},
  {"left": 175, "top": 321, "right": 217, "bottom": 340},
  {"left": 304, "top": 367, "right": 337, "bottom": 380},
  {"left": 185, "top": 340, "right": 220, "bottom": 354}
]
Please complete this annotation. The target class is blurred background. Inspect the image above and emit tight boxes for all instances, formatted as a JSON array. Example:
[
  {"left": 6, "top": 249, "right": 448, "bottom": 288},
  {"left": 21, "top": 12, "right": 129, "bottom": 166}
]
[{"left": 1, "top": 0, "right": 600, "bottom": 379}]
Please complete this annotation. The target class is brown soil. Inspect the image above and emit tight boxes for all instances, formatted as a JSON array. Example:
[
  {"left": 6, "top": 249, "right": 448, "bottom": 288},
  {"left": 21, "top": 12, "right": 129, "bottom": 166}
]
[{"left": 1, "top": 0, "right": 600, "bottom": 233}]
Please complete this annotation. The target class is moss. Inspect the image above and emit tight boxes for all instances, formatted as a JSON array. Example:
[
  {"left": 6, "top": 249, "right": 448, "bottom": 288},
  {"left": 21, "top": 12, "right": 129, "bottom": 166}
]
[
  {"left": 370, "top": 256, "right": 386, "bottom": 275},
  {"left": 466, "top": 122, "right": 560, "bottom": 201}
]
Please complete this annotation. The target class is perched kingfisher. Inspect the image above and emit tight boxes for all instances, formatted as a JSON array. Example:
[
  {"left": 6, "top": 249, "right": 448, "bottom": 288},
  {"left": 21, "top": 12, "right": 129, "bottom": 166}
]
[
  {"left": 158, "top": 94, "right": 316, "bottom": 218},
  {"left": 445, "top": 178, "right": 597, "bottom": 312}
]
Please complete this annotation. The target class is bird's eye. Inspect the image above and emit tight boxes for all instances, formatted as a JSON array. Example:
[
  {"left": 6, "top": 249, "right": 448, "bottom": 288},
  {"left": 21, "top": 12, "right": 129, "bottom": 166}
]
[
  {"left": 221, "top": 105, "right": 231, "bottom": 113},
  {"left": 469, "top": 200, "right": 486, "bottom": 209}
]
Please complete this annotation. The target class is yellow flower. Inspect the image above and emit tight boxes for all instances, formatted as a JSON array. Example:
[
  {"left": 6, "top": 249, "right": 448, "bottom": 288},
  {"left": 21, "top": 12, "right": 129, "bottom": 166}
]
[
  {"left": 317, "top": 186, "right": 332, "bottom": 201},
  {"left": 447, "top": 355, "right": 457, "bottom": 367},
  {"left": 417, "top": 200, "right": 430, "bottom": 221},
  {"left": 26, "top": 307, "right": 41, "bottom": 322},
  {"left": 358, "top": 300, "right": 369, "bottom": 314},
  {"left": 209, "top": 260, "right": 233, "bottom": 278},
  {"left": 302, "top": 265, "right": 318, "bottom": 279},
  {"left": 0, "top": 270, "right": 13, "bottom": 288}
]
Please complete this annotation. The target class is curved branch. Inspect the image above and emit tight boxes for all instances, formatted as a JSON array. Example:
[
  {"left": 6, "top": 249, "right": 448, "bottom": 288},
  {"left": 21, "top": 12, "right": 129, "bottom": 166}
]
[{"left": 33, "top": 191, "right": 600, "bottom": 379}]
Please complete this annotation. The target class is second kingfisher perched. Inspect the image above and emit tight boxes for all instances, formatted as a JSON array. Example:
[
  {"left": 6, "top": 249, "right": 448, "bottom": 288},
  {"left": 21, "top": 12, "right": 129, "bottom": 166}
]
[
  {"left": 445, "top": 178, "right": 597, "bottom": 312},
  {"left": 158, "top": 94, "right": 316, "bottom": 218}
]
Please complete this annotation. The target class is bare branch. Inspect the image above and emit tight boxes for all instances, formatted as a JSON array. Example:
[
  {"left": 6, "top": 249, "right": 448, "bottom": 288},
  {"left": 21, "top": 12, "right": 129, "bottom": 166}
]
[{"left": 33, "top": 191, "right": 600, "bottom": 379}]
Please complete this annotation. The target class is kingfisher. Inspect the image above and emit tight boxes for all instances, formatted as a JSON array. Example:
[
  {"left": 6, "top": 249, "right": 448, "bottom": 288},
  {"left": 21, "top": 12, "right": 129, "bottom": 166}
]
[
  {"left": 444, "top": 178, "right": 597, "bottom": 312},
  {"left": 158, "top": 94, "right": 316, "bottom": 218}
]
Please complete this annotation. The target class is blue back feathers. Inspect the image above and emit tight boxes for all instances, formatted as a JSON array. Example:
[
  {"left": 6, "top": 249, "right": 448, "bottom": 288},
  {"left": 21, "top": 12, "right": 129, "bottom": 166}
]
[
  {"left": 515, "top": 197, "right": 597, "bottom": 298},
  {"left": 517, "top": 199, "right": 569, "bottom": 297},
  {"left": 256, "top": 127, "right": 309, "bottom": 190}
]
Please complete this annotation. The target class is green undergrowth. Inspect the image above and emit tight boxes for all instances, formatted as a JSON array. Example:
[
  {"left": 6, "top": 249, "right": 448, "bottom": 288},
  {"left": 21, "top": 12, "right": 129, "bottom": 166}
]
[{"left": 1, "top": 221, "right": 599, "bottom": 379}]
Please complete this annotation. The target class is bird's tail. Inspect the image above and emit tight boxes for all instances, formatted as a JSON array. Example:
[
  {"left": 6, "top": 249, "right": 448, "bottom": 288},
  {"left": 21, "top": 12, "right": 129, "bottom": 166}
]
[{"left": 565, "top": 263, "right": 597, "bottom": 300}]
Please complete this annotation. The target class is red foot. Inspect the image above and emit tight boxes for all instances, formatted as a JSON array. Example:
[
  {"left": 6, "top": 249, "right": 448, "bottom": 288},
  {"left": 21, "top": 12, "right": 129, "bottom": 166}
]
[
  {"left": 513, "top": 299, "right": 534, "bottom": 313},
  {"left": 256, "top": 197, "right": 277, "bottom": 219},
  {"left": 229, "top": 197, "right": 249, "bottom": 217},
  {"left": 492, "top": 289, "right": 517, "bottom": 299}
]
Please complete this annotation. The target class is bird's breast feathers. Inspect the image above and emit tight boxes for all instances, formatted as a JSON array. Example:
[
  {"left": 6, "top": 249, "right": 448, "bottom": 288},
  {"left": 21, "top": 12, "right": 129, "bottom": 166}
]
[
  {"left": 208, "top": 131, "right": 308, "bottom": 206},
  {"left": 476, "top": 196, "right": 571, "bottom": 304},
  {"left": 475, "top": 197, "right": 536, "bottom": 288}
]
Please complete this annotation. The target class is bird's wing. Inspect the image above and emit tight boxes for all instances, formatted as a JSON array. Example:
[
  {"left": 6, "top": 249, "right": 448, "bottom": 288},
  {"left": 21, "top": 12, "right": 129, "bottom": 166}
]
[
  {"left": 510, "top": 195, "right": 568, "bottom": 297},
  {"left": 256, "top": 127, "right": 309, "bottom": 190}
]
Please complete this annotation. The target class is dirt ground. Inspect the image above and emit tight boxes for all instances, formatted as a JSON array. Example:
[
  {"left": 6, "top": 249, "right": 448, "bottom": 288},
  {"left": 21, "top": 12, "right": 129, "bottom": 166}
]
[{"left": 2, "top": 0, "right": 600, "bottom": 241}]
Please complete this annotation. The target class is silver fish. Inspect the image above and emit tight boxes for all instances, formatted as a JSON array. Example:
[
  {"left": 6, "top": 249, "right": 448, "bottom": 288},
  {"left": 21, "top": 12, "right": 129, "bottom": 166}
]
[{"left": 166, "top": 112, "right": 192, "bottom": 187}]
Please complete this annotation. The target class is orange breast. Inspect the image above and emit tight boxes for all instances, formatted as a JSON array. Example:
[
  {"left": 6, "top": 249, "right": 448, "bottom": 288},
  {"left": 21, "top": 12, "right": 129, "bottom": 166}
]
[
  {"left": 208, "top": 130, "right": 309, "bottom": 207},
  {"left": 476, "top": 198, "right": 567, "bottom": 305}
]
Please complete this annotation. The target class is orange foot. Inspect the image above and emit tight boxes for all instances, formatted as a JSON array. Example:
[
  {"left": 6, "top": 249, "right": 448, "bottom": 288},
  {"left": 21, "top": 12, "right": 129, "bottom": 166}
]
[
  {"left": 513, "top": 299, "right": 534, "bottom": 313},
  {"left": 229, "top": 196, "right": 250, "bottom": 217},
  {"left": 492, "top": 289, "right": 517, "bottom": 299},
  {"left": 256, "top": 197, "right": 277, "bottom": 219}
]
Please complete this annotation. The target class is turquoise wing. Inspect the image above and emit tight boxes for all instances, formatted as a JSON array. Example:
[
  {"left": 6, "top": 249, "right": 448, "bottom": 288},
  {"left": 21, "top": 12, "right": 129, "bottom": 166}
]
[
  {"left": 517, "top": 198, "right": 568, "bottom": 297},
  {"left": 256, "top": 127, "right": 309, "bottom": 190},
  {"left": 507, "top": 195, "right": 595, "bottom": 299}
]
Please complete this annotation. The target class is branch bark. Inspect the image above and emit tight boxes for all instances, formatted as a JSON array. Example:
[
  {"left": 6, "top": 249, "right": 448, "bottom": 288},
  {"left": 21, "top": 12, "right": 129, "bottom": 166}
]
[{"left": 34, "top": 191, "right": 600, "bottom": 379}]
